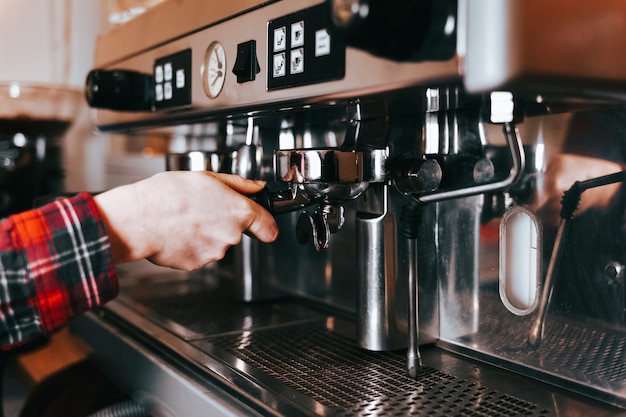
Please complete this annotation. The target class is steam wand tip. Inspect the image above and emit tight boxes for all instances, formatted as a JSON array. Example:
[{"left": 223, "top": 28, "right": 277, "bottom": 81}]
[{"left": 406, "top": 351, "right": 423, "bottom": 379}]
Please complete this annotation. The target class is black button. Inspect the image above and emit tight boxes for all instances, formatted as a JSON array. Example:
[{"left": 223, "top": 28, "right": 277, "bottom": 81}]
[{"left": 232, "top": 40, "right": 261, "bottom": 83}]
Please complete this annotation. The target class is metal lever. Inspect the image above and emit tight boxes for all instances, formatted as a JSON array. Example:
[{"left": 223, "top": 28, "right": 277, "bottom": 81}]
[
  {"left": 414, "top": 123, "right": 525, "bottom": 204},
  {"left": 528, "top": 170, "right": 626, "bottom": 347}
]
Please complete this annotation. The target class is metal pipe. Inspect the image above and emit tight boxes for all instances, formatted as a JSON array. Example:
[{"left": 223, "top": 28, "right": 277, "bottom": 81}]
[
  {"left": 415, "top": 122, "right": 525, "bottom": 204},
  {"left": 528, "top": 218, "right": 568, "bottom": 347},
  {"left": 406, "top": 237, "right": 423, "bottom": 378}
]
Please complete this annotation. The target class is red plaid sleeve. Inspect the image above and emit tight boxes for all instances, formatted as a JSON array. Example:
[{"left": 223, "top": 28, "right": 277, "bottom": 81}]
[{"left": 0, "top": 192, "right": 118, "bottom": 349}]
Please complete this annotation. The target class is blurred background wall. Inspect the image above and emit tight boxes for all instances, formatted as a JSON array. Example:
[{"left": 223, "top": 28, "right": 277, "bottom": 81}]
[{"left": 0, "top": 0, "right": 165, "bottom": 196}]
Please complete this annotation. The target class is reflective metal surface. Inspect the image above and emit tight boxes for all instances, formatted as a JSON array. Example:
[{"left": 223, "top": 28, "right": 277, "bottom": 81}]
[
  {"left": 275, "top": 148, "right": 387, "bottom": 183},
  {"left": 166, "top": 150, "right": 235, "bottom": 172},
  {"left": 73, "top": 270, "right": 626, "bottom": 416},
  {"left": 275, "top": 148, "right": 387, "bottom": 203}
]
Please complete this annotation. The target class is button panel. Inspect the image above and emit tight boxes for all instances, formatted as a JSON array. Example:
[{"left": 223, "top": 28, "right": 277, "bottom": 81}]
[
  {"left": 267, "top": 3, "right": 345, "bottom": 90},
  {"left": 154, "top": 49, "right": 192, "bottom": 109}
]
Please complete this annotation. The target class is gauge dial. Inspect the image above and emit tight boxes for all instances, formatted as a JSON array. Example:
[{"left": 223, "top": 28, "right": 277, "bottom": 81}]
[{"left": 203, "top": 41, "right": 226, "bottom": 98}]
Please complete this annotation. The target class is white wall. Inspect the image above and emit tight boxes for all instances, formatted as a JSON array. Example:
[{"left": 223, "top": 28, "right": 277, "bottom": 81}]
[
  {"left": 0, "top": 0, "right": 110, "bottom": 192},
  {"left": 0, "top": 0, "right": 106, "bottom": 87},
  {"left": 0, "top": 1, "right": 168, "bottom": 193}
]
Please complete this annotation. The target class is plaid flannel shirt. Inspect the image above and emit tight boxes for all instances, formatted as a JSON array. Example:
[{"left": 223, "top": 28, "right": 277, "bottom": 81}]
[{"left": 0, "top": 192, "right": 118, "bottom": 350}]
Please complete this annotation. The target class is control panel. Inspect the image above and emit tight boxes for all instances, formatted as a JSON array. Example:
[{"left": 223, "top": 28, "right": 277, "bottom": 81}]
[
  {"left": 154, "top": 49, "right": 192, "bottom": 109},
  {"left": 267, "top": 3, "right": 345, "bottom": 90}
]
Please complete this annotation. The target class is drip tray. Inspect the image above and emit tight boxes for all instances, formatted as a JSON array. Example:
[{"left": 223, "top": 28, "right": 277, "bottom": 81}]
[
  {"left": 193, "top": 321, "right": 552, "bottom": 417},
  {"left": 75, "top": 272, "right": 626, "bottom": 417},
  {"left": 446, "top": 292, "right": 626, "bottom": 407}
]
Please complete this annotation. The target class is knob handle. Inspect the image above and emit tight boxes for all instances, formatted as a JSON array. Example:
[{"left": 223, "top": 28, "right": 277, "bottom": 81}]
[
  {"left": 393, "top": 157, "right": 442, "bottom": 195},
  {"left": 85, "top": 69, "right": 154, "bottom": 111},
  {"left": 327, "top": 0, "right": 457, "bottom": 61}
]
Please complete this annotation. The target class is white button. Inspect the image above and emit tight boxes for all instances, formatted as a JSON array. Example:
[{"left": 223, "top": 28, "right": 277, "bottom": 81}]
[
  {"left": 273, "top": 53, "right": 286, "bottom": 77},
  {"left": 155, "top": 65, "right": 164, "bottom": 83},
  {"left": 176, "top": 69, "right": 185, "bottom": 88},
  {"left": 315, "top": 29, "right": 331, "bottom": 57},
  {"left": 164, "top": 82, "right": 172, "bottom": 99},
  {"left": 274, "top": 27, "right": 286, "bottom": 52},
  {"left": 290, "top": 48, "right": 304, "bottom": 74},
  {"left": 291, "top": 21, "right": 304, "bottom": 47},
  {"left": 164, "top": 63, "right": 173, "bottom": 81},
  {"left": 155, "top": 84, "right": 163, "bottom": 101}
]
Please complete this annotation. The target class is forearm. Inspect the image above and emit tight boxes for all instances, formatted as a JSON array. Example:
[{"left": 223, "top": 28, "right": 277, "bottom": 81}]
[
  {"left": 0, "top": 193, "right": 118, "bottom": 349},
  {"left": 93, "top": 182, "right": 151, "bottom": 264}
]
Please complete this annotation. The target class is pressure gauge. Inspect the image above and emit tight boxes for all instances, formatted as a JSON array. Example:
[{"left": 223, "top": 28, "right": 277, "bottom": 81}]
[{"left": 202, "top": 41, "right": 226, "bottom": 98}]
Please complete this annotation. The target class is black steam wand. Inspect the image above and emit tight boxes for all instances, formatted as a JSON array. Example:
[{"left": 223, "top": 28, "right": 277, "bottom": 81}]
[{"left": 528, "top": 170, "right": 626, "bottom": 347}]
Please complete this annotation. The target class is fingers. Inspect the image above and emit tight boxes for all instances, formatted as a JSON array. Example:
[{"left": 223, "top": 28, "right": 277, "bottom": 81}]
[
  {"left": 209, "top": 172, "right": 266, "bottom": 195},
  {"left": 208, "top": 172, "right": 279, "bottom": 242},
  {"left": 199, "top": 171, "right": 279, "bottom": 243},
  {"left": 244, "top": 201, "right": 279, "bottom": 243}
]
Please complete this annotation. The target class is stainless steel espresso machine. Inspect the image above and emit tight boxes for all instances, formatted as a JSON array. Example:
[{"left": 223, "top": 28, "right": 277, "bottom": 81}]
[{"left": 73, "top": 0, "right": 626, "bottom": 415}]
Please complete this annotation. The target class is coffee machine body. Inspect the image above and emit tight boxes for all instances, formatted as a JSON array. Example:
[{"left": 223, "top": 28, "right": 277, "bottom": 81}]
[{"left": 73, "top": 0, "right": 626, "bottom": 415}]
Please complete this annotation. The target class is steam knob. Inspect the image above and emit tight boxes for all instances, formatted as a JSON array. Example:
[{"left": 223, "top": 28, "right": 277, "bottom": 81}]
[
  {"left": 327, "top": 0, "right": 457, "bottom": 61},
  {"left": 85, "top": 69, "right": 154, "bottom": 111},
  {"left": 393, "top": 157, "right": 442, "bottom": 195}
]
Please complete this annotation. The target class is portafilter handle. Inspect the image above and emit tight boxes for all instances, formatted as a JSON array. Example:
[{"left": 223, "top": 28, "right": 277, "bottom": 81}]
[{"left": 249, "top": 186, "right": 314, "bottom": 215}]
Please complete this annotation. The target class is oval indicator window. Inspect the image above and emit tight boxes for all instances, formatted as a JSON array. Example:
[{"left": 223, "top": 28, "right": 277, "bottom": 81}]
[{"left": 499, "top": 206, "right": 542, "bottom": 316}]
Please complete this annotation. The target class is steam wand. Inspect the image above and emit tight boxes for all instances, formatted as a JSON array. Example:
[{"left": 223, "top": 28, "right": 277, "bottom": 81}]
[
  {"left": 401, "top": 200, "right": 424, "bottom": 378},
  {"left": 528, "top": 170, "right": 626, "bottom": 347},
  {"left": 394, "top": 122, "right": 525, "bottom": 379}
]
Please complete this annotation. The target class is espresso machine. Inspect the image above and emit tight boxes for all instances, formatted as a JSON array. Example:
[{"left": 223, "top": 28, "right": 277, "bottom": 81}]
[{"left": 73, "top": 0, "right": 626, "bottom": 415}]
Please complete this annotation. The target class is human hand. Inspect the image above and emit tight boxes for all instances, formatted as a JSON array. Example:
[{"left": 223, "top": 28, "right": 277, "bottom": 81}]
[
  {"left": 531, "top": 154, "right": 623, "bottom": 227},
  {"left": 94, "top": 171, "right": 279, "bottom": 270}
]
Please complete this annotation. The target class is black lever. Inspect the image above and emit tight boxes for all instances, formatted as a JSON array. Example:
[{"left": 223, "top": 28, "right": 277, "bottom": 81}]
[{"left": 249, "top": 187, "right": 314, "bottom": 215}]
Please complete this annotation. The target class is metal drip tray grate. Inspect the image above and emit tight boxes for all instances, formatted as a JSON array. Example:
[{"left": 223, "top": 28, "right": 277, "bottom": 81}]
[
  {"left": 539, "top": 320, "right": 626, "bottom": 383},
  {"left": 461, "top": 292, "right": 626, "bottom": 396},
  {"left": 195, "top": 321, "right": 551, "bottom": 416}
]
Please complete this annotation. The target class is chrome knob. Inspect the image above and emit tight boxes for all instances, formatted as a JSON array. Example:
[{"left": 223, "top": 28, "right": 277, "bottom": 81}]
[
  {"left": 392, "top": 156, "right": 442, "bottom": 195},
  {"left": 605, "top": 262, "right": 624, "bottom": 285}
]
